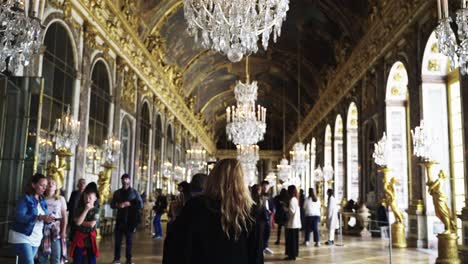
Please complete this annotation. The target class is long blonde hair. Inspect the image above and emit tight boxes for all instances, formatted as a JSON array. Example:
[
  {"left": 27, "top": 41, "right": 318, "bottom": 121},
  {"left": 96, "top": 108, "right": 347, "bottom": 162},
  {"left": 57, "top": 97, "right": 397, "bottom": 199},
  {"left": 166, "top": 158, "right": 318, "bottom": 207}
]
[{"left": 204, "top": 159, "right": 253, "bottom": 240}]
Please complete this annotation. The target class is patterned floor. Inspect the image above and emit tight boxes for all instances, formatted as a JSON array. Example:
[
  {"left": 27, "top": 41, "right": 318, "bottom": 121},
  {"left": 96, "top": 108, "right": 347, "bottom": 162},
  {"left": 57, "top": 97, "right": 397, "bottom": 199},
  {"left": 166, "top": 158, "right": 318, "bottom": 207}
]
[{"left": 98, "top": 226, "right": 437, "bottom": 263}]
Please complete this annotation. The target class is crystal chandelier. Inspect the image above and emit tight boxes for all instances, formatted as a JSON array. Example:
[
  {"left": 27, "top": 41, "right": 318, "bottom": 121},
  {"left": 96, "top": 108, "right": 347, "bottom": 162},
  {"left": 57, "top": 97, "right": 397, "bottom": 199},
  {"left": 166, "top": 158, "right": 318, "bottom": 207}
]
[
  {"left": 411, "top": 120, "right": 436, "bottom": 161},
  {"left": 314, "top": 166, "right": 324, "bottom": 182},
  {"left": 372, "top": 132, "right": 389, "bottom": 167},
  {"left": 226, "top": 58, "right": 267, "bottom": 146},
  {"left": 183, "top": 0, "right": 289, "bottom": 62},
  {"left": 0, "top": 0, "right": 43, "bottom": 72},
  {"left": 52, "top": 106, "right": 80, "bottom": 155},
  {"left": 434, "top": 0, "right": 468, "bottom": 74},
  {"left": 186, "top": 142, "right": 207, "bottom": 172},
  {"left": 162, "top": 161, "right": 173, "bottom": 178},
  {"left": 277, "top": 157, "right": 291, "bottom": 183},
  {"left": 323, "top": 164, "right": 334, "bottom": 183},
  {"left": 174, "top": 165, "right": 186, "bottom": 182},
  {"left": 102, "top": 135, "right": 121, "bottom": 165},
  {"left": 237, "top": 144, "right": 259, "bottom": 186},
  {"left": 290, "top": 142, "right": 308, "bottom": 173}
]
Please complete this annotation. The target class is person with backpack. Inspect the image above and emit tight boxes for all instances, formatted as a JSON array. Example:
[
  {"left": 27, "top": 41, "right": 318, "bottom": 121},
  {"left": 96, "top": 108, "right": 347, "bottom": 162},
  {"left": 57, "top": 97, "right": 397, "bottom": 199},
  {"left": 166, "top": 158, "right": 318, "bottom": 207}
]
[
  {"left": 111, "top": 174, "right": 143, "bottom": 264},
  {"left": 274, "top": 189, "right": 289, "bottom": 245}
]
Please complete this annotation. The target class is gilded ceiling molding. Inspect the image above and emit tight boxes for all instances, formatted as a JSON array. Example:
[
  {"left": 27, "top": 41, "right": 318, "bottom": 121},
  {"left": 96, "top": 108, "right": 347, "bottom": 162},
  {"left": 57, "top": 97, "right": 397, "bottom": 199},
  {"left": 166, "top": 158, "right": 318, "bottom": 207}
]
[
  {"left": 67, "top": 0, "right": 216, "bottom": 153},
  {"left": 215, "top": 149, "right": 282, "bottom": 161},
  {"left": 149, "top": 0, "right": 183, "bottom": 36},
  {"left": 286, "top": 0, "right": 431, "bottom": 150}
]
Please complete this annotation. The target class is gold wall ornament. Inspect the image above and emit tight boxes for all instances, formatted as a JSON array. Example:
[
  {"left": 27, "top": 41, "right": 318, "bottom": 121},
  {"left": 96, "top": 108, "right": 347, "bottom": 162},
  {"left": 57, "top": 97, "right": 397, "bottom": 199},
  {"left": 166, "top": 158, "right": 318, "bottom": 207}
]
[
  {"left": 428, "top": 59, "right": 441, "bottom": 72},
  {"left": 65, "top": 0, "right": 215, "bottom": 153},
  {"left": 46, "top": 158, "right": 67, "bottom": 192}
]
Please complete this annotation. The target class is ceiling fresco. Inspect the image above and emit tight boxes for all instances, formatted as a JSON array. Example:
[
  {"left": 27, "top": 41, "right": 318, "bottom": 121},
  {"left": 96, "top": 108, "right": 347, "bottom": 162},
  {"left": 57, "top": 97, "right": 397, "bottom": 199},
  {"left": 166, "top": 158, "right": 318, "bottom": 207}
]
[{"left": 135, "top": 0, "right": 371, "bottom": 150}]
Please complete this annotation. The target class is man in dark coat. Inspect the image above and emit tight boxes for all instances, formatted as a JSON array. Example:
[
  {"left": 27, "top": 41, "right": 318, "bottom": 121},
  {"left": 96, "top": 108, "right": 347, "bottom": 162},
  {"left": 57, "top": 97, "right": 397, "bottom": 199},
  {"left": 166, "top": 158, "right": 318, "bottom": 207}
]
[{"left": 111, "top": 174, "right": 143, "bottom": 264}]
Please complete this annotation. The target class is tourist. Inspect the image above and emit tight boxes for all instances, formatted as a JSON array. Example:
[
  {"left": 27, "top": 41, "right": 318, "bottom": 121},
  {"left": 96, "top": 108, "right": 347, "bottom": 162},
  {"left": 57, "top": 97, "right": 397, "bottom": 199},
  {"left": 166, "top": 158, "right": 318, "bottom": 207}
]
[
  {"left": 261, "top": 180, "right": 275, "bottom": 254},
  {"left": 325, "top": 189, "right": 339, "bottom": 245},
  {"left": 285, "top": 185, "right": 301, "bottom": 261},
  {"left": 250, "top": 184, "right": 265, "bottom": 264},
  {"left": 274, "top": 188, "right": 289, "bottom": 245},
  {"left": 9, "top": 173, "right": 54, "bottom": 264},
  {"left": 162, "top": 159, "right": 262, "bottom": 263},
  {"left": 111, "top": 174, "right": 143, "bottom": 264},
  {"left": 68, "top": 178, "right": 86, "bottom": 241},
  {"left": 153, "top": 189, "right": 167, "bottom": 240},
  {"left": 70, "top": 182, "right": 100, "bottom": 264},
  {"left": 303, "top": 188, "right": 321, "bottom": 247},
  {"left": 177, "top": 181, "right": 191, "bottom": 204},
  {"left": 189, "top": 173, "right": 207, "bottom": 197},
  {"left": 38, "top": 176, "right": 68, "bottom": 264}
]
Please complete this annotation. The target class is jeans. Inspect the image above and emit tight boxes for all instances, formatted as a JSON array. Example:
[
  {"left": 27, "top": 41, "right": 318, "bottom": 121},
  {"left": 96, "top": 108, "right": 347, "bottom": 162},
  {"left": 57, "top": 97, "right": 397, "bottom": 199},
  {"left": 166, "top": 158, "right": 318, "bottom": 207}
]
[
  {"left": 37, "top": 239, "right": 61, "bottom": 264},
  {"left": 304, "top": 216, "right": 313, "bottom": 242},
  {"left": 263, "top": 219, "right": 271, "bottom": 248},
  {"left": 73, "top": 247, "right": 96, "bottom": 264},
  {"left": 312, "top": 216, "right": 320, "bottom": 242},
  {"left": 153, "top": 214, "right": 162, "bottom": 237},
  {"left": 114, "top": 228, "right": 134, "bottom": 261},
  {"left": 13, "top": 243, "right": 38, "bottom": 264}
]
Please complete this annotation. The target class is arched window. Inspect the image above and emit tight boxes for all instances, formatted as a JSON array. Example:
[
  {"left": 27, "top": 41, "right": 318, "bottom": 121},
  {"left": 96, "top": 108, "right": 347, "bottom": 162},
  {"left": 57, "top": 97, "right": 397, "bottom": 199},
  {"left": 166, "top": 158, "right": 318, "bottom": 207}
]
[
  {"left": 386, "top": 62, "right": 410, "bottom": 210},
  {"left": 324, "top": 125, "right": 333, "bottom": 198},
  {"left": 422, "top": 31, "right": 465, "bottom": 243},
  {"left": 310, "top": 137, "right": 316, "bottom": 186},
  {"left": 38, "top": 22, "right": 76, "bottom": 170},
  {"left": 153, "top": 115, "right": 162, "bottom": 188},
  {"left": 346, "top": 103, "right": 359, "bottom": 201},
  {"left": 166, "top": 125, "right": 174, "bottom": 163},
  {"left": 139, "top": 103, "right": 151, "bottom": 192},
  {"left": 334, "top": 115, "right": 344, "bottom": 203},
  {"left": 88, "top": 61, "right": 111, "bottom": 146},
  {"left": 120, "top": 117, "right": 132, "bottom": 176}
]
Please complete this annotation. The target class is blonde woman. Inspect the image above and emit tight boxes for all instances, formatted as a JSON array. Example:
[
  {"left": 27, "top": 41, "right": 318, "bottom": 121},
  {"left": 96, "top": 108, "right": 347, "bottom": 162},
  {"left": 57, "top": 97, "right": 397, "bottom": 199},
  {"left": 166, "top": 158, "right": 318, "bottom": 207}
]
[
  {"left": 38, "top": 177, "right": 68, "bottom": 264},
  {"left": 163, "top": 159, "right": 261, "bottom": 264}
]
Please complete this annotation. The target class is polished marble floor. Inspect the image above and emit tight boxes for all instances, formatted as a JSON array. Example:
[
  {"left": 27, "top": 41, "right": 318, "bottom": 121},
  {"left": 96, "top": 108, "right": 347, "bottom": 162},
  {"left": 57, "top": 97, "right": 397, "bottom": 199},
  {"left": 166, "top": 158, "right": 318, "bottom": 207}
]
[{"left": 98, "top": 225, "right": 437, "bottom": 263}]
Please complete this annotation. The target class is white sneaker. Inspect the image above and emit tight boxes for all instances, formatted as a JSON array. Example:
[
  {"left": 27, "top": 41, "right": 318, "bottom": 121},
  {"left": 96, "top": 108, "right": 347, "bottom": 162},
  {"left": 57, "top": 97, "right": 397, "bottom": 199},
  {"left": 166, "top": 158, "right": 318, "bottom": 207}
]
[
  {"left": 264, "top": 248, "right": 274, "bottom": 254},
  {"left": 305, "top": 241, "right": 310, "bottom": 246}
]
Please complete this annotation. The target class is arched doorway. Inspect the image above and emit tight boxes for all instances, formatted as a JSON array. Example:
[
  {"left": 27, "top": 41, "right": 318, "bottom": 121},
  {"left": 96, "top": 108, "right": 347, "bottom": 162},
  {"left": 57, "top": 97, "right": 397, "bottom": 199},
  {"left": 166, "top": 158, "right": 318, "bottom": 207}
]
[
  {"left": 334, "top": 115, "right": 344, "bottom": 204},
  {"left": 346, "top": 103, "right": 359, "bottom": 202},
  {"left": 385, "top": 61, "right": 410, "bottom": 211}
]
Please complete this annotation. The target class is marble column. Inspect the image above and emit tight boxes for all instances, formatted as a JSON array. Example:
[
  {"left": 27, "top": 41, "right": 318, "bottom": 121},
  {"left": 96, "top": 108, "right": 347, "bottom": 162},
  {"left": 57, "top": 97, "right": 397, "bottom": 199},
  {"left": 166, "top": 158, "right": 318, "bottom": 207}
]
[{"left": 74, "top": 43, "right": 93, "bottom": 183}]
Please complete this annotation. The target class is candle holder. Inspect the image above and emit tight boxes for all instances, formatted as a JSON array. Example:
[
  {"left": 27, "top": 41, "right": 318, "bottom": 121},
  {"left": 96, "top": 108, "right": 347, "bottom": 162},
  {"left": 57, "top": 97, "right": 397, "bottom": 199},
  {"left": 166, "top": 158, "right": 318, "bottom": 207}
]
[
  {"left": 411, "top": 120, "right": 460, "bottom": 263},
  {"left": 98, "top": 136, "right": 120, "bottom": 206},
  {"left": 48, "top": 106, "right": 80, "bottom": 191},
  {"left": 373, "top": 132, "right": 406, "bottom": 247}
]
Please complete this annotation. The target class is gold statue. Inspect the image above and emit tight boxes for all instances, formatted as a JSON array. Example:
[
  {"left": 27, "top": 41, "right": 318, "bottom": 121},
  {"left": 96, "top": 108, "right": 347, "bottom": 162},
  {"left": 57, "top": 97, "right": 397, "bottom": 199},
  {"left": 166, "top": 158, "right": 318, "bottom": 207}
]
[
  {"left": 382, "top": 168, "right": 404, "bottom": 224},
  {"left": 97, "top": 167, "right": 112, "bottom": 206},
  {"left": 46, "top": 159, "right": 66, "bottom": 191},
  {"left": 427, "top": 170, "right": 456, "bottom": 234}
]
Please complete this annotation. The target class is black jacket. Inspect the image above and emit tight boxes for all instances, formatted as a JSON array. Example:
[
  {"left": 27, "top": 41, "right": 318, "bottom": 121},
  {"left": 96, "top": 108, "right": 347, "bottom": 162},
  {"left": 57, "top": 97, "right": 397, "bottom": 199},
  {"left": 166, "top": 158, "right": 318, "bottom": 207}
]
[
  {"left": 110, "top": 187, "right": 143, "bottom": 230},
  {"left": 163, "top": 195, "right": 261, "bottom": 264}
]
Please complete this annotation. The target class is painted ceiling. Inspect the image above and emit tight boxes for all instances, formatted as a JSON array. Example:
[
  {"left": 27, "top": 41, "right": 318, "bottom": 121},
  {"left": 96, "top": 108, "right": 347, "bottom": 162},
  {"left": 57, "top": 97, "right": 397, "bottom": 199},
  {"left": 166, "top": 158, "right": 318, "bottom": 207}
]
[{"left": 132, "top": 0, "right": 371, "bottom": 150}]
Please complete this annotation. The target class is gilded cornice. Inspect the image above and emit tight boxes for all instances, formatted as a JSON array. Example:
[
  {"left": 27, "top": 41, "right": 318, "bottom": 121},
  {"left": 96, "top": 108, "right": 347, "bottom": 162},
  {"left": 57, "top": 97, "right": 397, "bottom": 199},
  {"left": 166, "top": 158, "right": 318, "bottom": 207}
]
[
  {"left": 215, "top": 149, "right": 282, "bottom": 161},
  {"left": 68, "top": 0, "right": 216, "bottom": 153},
  {"left": 286, "top": 0, "right": 432, "bottom": 150}
]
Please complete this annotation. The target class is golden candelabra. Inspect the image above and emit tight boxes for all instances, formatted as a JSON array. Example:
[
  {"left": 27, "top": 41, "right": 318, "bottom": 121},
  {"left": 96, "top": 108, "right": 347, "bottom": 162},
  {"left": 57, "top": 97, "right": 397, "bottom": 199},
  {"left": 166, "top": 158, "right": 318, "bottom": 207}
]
[
  {"left": 46, "top": 148, "right": 72, "bottom": 191},
  {"left": 420, "top": 161, "right": 460, "bottom": 264},
  {"left": 380, "top": 166, "right": 406, "bottom": 248}
]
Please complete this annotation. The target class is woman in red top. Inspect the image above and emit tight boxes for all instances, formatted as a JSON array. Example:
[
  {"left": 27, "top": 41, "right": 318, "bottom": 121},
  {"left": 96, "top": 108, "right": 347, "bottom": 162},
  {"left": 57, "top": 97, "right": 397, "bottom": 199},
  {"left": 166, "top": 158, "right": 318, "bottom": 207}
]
[{"left": 70, "top": 182, "right": 100, "bottom": 264}]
